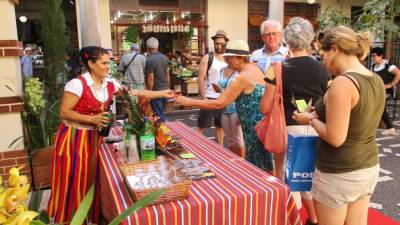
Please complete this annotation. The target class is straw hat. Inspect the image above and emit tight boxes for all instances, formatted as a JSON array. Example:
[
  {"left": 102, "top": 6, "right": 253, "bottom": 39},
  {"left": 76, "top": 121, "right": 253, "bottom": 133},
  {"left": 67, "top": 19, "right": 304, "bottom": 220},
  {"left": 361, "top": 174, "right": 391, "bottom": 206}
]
[
  {"left": 211, "top": 30, "right": 229, "bottom": 41},
  {"left": 222, "top": 40, "right": 250, "bottom": 57}
]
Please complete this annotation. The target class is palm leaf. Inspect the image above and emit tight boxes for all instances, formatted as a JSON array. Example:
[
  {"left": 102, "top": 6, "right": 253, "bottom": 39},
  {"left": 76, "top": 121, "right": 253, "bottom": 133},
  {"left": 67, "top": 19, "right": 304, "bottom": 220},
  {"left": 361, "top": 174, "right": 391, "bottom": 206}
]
[
  {"left": 8, "top": 136, "right": 23, "bottom": 149},
  {"left": 108, "top": 189, "right": 166, "bottom": 225},
  {"left": 70, "top": 184, "right": 94, "bottom": 225}
]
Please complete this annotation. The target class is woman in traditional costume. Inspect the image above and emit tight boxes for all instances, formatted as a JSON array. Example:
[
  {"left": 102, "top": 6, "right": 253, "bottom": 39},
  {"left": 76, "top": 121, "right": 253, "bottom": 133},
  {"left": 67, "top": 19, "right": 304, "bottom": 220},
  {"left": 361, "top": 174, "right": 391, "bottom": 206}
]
[{"left": 47, "top": 46, "right": 173, "bottom": 224}]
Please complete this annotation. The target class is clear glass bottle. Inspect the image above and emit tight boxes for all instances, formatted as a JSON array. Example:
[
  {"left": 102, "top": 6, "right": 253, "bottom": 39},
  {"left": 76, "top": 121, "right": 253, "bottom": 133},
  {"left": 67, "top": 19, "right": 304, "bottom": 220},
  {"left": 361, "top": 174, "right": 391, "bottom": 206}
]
[{"left": 128, "top": 134, "right": 140, "bottom": 163}]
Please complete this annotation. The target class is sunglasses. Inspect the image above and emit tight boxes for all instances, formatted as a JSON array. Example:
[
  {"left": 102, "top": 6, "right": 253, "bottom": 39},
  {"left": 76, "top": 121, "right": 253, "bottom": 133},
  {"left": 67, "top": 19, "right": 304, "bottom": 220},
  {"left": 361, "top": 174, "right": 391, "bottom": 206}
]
[{"left": 214, "top": 42, "right": 227, "bottom": 47}]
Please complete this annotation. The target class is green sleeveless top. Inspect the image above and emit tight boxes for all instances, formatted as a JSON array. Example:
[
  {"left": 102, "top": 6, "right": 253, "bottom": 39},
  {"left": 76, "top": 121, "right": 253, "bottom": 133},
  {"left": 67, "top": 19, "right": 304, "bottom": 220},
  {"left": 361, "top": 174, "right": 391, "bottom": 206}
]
[{"left": 314, "top": 72, "right": 385, "bottom": 173}]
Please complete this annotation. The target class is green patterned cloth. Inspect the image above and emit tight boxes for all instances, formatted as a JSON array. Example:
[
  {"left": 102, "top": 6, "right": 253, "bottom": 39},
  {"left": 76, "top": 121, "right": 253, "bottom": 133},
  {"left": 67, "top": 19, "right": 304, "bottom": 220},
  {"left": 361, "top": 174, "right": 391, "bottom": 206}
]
[{"left": 235, "top": 83, "right": 274, "bottom": 171}]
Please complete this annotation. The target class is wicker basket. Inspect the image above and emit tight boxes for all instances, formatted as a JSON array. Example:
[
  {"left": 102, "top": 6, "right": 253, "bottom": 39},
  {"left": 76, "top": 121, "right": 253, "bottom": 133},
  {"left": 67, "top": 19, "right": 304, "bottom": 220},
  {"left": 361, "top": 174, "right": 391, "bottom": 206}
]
[{"left": 120, "top": 159, "right": 191, "bottom": 204}]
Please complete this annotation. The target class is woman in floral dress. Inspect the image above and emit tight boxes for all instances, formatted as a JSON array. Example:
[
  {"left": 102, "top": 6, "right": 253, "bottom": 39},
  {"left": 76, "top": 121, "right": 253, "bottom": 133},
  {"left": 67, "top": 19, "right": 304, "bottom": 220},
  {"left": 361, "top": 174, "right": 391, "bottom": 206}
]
[{"left": 176, "top": 40, "right": 273, "bottom": 172}]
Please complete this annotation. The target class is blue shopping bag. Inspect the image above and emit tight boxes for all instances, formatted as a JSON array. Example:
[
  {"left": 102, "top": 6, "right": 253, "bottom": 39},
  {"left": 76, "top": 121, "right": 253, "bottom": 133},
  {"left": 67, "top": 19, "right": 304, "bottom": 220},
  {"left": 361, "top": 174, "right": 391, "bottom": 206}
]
[{"left": 285, "top": 126, "right": 318, "bottom": 192}]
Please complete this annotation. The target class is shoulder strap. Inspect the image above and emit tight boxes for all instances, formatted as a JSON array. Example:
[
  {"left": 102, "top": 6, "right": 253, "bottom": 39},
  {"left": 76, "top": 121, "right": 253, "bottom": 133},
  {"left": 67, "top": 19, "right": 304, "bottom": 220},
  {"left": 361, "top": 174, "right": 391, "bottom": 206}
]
[
  {"left": 124, "top": 53, "right": 138, "bottom": 74},
  {"left": 343, "top": 75, "right": 361, "bottom": 93},
  {"left": 77, "top": 75, "right": 88, "bottom": 88},
  {"left": 272, "top": 62, "right": 283, "bottom": 95},
  {"left": 206, "top": 52, "right": 214, "bottom": 81},
  {"left": 222, "top": 70, "right": 236, "bottom": 89},
  {"left": 384, "top": 61, "right": 392, "bottom": 71}
]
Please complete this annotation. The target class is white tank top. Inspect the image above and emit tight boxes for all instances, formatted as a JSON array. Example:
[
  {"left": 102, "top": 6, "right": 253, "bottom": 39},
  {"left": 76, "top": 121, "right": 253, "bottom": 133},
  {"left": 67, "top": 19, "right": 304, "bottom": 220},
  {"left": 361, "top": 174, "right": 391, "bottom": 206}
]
[{"left": 205, "top": 56, "right": 227, "bottom": 98}]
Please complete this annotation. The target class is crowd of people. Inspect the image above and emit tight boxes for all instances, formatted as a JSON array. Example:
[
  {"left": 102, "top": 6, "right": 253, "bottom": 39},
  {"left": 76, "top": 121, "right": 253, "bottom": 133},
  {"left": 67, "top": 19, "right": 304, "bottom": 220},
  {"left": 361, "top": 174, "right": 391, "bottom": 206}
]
[{"left": 34, "top": 16, "right": 400, "bottom": 225}]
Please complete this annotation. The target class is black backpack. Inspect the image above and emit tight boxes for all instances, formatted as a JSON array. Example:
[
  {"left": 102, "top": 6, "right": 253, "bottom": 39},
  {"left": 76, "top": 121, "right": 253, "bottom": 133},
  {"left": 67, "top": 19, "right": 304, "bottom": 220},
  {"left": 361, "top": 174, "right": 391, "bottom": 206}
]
[{"left": 205, "top": 52, "right": 214, "bottom": 81}]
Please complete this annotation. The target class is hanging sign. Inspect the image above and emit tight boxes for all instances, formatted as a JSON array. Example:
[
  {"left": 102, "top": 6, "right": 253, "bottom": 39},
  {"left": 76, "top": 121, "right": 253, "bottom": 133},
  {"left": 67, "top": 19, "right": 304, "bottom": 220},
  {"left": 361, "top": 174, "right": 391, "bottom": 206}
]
[{"left": 142, "top": 24, "right": 190, "bottom": 33}]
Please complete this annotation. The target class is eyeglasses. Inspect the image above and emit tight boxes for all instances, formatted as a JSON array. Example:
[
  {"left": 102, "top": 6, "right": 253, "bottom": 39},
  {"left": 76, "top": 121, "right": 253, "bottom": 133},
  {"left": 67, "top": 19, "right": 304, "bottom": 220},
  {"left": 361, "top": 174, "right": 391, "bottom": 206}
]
[
  {"left": 214, "top": 42, "right": 227, "bottom": 47},
  {"left": 263, "top": 32, "right": 280, "bottom": 37}
]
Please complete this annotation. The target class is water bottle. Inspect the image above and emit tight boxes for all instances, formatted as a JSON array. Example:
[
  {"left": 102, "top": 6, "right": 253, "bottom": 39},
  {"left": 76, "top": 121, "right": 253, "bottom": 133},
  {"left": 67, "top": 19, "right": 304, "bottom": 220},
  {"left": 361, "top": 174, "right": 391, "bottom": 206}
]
[{"left": 139, "top": 117, "right": 156, "bottom": 161}]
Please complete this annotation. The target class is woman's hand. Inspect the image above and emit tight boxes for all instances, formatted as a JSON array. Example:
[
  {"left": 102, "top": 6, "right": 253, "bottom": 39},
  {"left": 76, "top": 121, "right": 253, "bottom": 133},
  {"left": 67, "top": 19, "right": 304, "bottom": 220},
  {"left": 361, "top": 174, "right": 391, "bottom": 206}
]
[
  {"left": 91, "top": 112, "right": 110, "bottom": 128},
  {"left": 384, "top": 84, "right": 393, "bottom": 89},
  {"left": 162, "top": 89, "right": 175, "bottom": 98},
  {"left": 175, "top": 96, "right": 192, "bottom": 106},
  {"left": 292, "top": 111, "right": 317, "bottom": 125}
]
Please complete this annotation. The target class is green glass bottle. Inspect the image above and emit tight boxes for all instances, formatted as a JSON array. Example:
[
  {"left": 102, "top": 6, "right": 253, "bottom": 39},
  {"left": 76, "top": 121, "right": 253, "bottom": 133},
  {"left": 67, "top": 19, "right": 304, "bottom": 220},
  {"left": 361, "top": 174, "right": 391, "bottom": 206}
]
[{"left": 139, "top": 117, "right": 156, "bottom": 161}]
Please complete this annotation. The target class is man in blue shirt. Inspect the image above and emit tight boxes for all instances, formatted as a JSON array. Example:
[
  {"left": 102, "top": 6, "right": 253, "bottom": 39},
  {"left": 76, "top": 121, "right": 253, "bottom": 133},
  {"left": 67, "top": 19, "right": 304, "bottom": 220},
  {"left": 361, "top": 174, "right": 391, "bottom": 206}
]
[
  {"left": 21, "top": 47, "right": 33, "bottom": 79},
  {"left": 250, "top": 19, "right": 288, "bottom": 72}
]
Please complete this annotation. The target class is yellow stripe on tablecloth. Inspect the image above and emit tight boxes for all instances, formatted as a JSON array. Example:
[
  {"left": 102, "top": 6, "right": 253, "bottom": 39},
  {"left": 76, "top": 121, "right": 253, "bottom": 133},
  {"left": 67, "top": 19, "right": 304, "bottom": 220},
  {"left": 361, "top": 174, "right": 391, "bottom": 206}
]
[
  {"left": 195, "top": 183, "right": 216, "bottom": 225},
  {"left": 145, "top": 207, "right": 152, "bottom": 225},
  {"left": 170, "top": 201, "right": 178, "bottom": 225},
  {"left": 203, "top": 181, "right": 226, "bottom": 225},
  {"left": 189, "top": 189, "right": 203, "bottom": 225},
  {"left": 159, "top": 204, "right": 167, "bottom": 225}
]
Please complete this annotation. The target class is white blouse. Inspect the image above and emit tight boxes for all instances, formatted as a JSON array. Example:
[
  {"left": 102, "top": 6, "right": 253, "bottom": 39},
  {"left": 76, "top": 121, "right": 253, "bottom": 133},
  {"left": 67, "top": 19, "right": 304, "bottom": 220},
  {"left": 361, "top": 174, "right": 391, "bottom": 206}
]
[{"left": 65, "top": 72, "right": 121, "bottom": 102}]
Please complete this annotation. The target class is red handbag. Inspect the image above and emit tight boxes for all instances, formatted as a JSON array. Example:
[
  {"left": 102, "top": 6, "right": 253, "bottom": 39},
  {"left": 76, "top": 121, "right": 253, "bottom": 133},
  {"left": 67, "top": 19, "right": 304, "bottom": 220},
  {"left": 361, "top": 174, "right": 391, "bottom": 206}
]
[{"left": 255, "top": 62, "right": 288, "bottom": 154}]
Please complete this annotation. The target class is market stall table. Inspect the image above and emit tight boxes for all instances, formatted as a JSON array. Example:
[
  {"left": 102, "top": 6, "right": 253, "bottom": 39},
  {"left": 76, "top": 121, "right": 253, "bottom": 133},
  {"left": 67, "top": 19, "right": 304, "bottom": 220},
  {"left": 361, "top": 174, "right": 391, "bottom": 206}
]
[{"left": 100, "top": 121, "right": 301, "bottom": 225}]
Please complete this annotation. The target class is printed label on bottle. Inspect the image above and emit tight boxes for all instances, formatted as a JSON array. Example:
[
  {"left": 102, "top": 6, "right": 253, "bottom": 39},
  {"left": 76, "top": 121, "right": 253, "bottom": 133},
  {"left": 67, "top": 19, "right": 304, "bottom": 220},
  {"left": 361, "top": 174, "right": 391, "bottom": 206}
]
[{"left": 140, "top": 135, "right": 155, "bottom": 150}]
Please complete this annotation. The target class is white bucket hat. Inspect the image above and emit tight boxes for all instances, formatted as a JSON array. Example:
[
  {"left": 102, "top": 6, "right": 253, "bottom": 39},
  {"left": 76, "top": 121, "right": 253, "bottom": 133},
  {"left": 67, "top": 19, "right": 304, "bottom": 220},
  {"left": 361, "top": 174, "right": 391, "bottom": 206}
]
[
  {"left": 24, "top": 47, "right": 32, "bottom": 51},
  {"left": 222, "top": 40, "right": 250, "bottom": 57}
]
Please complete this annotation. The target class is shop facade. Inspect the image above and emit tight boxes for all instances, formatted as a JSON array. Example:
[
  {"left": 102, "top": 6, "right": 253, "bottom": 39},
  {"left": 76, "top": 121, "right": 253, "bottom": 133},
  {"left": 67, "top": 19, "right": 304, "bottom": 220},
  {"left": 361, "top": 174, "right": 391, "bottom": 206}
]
[{"left": 105, "top": 0, "right": 367, "bottom": 55}]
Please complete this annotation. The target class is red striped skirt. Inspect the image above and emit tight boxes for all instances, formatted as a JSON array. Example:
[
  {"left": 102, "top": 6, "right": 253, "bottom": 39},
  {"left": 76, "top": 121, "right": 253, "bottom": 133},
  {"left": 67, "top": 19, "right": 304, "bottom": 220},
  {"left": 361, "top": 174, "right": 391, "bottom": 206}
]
[{"left": 47, "top": 123, "right": 102, "bottom": 224}]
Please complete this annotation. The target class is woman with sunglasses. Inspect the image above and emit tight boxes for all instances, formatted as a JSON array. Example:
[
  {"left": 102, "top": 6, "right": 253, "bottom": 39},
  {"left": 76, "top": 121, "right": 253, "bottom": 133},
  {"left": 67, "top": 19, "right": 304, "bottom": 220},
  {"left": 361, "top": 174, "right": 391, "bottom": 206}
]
[
  {"left": 176, "top": 40, "right": 274, "bottom": 173},
  {"left": 47, "top": 46, "right": 174, "bottom": 224},
  {"left": 293, "top": 26, "right": 385, "bottom": 225}
]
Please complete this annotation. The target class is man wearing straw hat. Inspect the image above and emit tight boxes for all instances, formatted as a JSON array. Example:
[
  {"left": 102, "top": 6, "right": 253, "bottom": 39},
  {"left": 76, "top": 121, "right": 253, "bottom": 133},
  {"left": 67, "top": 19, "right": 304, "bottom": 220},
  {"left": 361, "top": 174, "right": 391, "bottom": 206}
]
[{"left": 196, "top": 30, "right": 229, "bottom": 145}]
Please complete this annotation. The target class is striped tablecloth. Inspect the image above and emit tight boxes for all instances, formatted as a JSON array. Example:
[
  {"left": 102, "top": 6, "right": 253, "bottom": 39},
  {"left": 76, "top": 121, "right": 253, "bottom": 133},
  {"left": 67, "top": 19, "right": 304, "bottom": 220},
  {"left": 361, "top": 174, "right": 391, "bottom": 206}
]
[{"left": 100, "top": 121, "right": 301, "bottom": 225}]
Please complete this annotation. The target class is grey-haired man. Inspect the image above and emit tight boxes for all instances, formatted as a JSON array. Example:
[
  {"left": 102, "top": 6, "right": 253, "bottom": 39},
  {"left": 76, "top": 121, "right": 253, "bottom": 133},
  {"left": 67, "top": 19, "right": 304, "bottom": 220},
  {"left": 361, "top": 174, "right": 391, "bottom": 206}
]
[
  {"left": 250, "top": 19, "right": 288, "bottom": 72},
  {"left": 145, "top": 37, "right": 170, "bottom": 122},
  {"left": 119, "top": 43, "right": 146, "bottom": 89}
]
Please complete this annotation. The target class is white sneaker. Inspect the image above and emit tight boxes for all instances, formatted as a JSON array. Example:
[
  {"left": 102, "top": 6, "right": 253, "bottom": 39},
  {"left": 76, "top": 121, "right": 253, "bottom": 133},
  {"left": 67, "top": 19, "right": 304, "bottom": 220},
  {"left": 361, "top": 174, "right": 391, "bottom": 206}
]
[{"left": 381, "top": 128, "right": 399, "bottom": 135}]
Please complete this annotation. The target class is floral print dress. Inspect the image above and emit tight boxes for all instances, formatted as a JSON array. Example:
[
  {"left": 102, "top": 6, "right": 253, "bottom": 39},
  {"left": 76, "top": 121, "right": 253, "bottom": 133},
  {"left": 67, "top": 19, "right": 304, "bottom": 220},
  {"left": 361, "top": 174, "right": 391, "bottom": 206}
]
[{"left": 236, "top": 83, "right": 274, "bottom": 171}]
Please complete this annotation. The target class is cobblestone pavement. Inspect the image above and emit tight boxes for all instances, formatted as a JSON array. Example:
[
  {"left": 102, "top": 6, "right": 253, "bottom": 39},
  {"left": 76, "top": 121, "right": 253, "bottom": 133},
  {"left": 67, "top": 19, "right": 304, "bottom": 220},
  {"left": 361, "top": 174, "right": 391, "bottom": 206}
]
[{"left": 166, "top": 102, "right": 400, "bottom": 221}]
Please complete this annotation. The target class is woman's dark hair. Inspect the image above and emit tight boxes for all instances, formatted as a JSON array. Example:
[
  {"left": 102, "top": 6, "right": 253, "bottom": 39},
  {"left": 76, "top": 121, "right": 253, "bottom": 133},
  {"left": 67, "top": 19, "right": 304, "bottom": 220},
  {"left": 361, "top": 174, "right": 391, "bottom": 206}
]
[
  {"left": 79, "top": 46, "right": 109, "bottom": 72},
  {"left": 371, "top": 47, "right": 385, "bottom": 57},
  {"left": 175, "top": 50, "right": 182, "bottom": 56}
]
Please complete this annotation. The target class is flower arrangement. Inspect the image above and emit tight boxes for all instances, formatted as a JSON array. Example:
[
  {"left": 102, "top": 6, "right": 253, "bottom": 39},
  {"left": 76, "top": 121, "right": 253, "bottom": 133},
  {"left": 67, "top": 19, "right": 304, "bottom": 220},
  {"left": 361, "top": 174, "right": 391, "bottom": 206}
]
[{"left": 120, "top": 90, "right": 174, "bottom": 147}]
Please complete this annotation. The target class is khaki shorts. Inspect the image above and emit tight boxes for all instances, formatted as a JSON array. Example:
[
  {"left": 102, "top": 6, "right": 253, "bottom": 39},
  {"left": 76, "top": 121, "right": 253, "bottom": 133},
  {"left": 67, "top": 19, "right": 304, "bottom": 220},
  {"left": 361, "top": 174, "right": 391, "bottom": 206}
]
[
  {"left": 221, "top": 112, "right": 244, "bottom": 148},
  {"left": 311, "top": 164, "right": 379, "bottom": 209}
]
